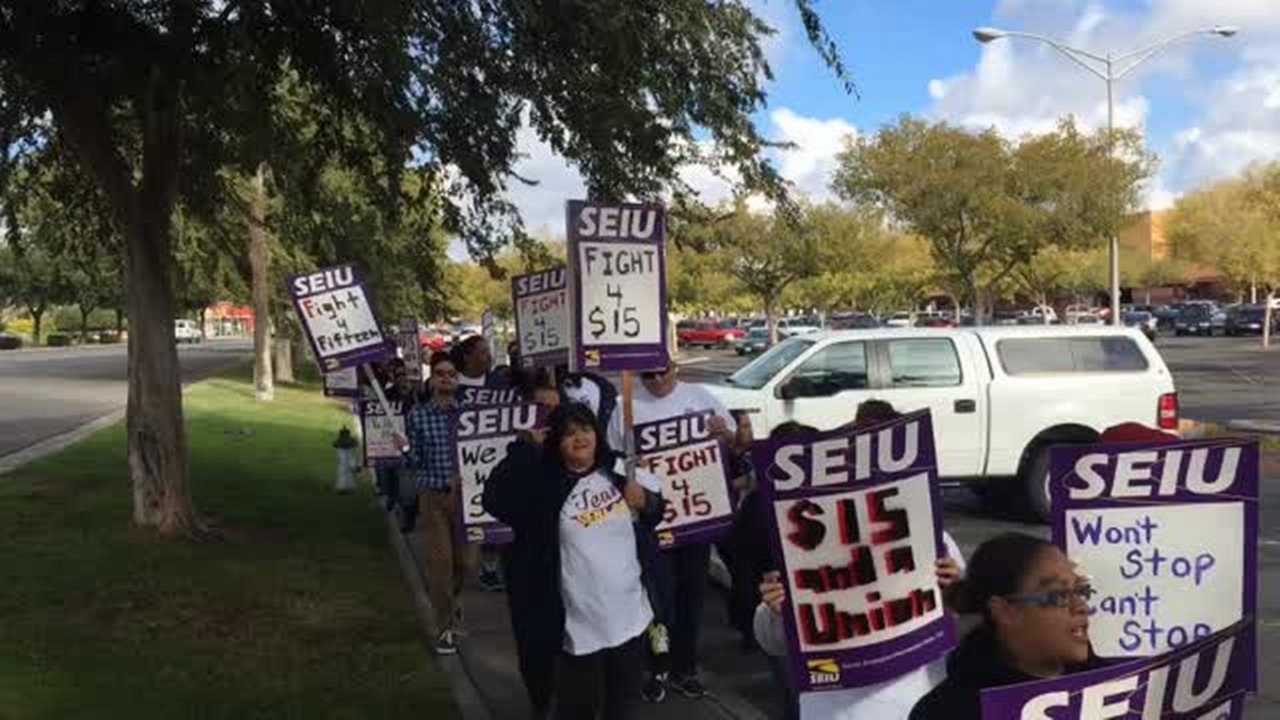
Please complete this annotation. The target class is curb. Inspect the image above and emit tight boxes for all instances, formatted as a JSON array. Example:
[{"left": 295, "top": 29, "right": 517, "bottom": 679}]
[
  {"left": 1227, "top": 420, "right": 1280, "bottom": 435},
  {"left": 385, "top": 512, "right": 493, "bottom": 720}
]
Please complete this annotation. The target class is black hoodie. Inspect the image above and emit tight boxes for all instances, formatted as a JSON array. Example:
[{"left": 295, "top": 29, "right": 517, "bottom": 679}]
[{"left": 909, "top": 625, "right": 1102, "bottom": 720}]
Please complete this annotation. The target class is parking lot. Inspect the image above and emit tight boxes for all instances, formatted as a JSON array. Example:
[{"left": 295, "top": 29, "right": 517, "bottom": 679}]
[{"left": 676, "top": 332, "right": 1280, "bottom": 427}]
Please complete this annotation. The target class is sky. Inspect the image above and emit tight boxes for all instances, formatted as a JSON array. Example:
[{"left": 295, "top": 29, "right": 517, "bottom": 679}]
[{"left": 455, "top": 0, "right": 1279, "bottom": 256}]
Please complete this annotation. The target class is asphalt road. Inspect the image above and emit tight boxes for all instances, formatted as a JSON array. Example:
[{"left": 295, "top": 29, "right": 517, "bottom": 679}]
[
  {"left": 0, "top": 339, "right": 252, "bottom": 459},
  {"left": 676, "top": 337, "right": 1280, "bottom": 716}
]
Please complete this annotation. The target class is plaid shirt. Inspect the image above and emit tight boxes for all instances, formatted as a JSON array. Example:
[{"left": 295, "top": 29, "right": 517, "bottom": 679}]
[{"left": 406, "top": 398, "right": 456, "bottom": 492}]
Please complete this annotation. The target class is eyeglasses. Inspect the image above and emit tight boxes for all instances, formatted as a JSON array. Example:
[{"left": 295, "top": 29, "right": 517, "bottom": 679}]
[
  {"left": 1004, "top": 584, "right": 1096, "bottom": 609},
  {"left": 432, "top": 368, "right": 458, "bottom": 378}
]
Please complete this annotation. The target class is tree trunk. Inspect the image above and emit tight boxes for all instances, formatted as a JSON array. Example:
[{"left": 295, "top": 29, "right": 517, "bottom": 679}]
[
  {"left": 1264, "top": 292, "right": 1274, "bottom": 350},
  {"left": 30, "top": 306, "right": 44, "bottom": 345},
  {"left": 273, "top": 337, "right": 295, "bottom": 384},
  {"left": 1145, "top": 287, "right": 1152, "bottom": 306},
  {"left": 79, "top": 304, "right": 91, "bottom": 343},
  {"left": 765, "top": 297, "right": 778, "bottom": 345},
  {"left": 199, "top": 306, "right": 207, "bottom": 341},
  {"left": 248, "top": 162, "right": 273, "bottom": 401},
  {"left": 968, "top": 280, "right": 986, "bottom": 326},
  {"left": 124, "top": 82, "right": 197, "bottom": 536},
  {"left": 115, "top": 308, "right": 124, "bottom": 336}
]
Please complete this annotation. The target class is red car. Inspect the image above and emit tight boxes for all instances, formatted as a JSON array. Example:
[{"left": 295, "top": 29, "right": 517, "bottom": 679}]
[{"left": 678, "top": 319, "right": 746, "bottom": 348}]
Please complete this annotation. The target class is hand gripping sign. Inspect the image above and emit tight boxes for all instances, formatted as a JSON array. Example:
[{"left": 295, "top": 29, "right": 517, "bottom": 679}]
[
  {"left": 565, "top": 200, "right": 668, "bottom": 372},
  {"left": 288, "top": 264, "right": 395, "bottom": 371},
  {"left": 634, "top": 411, "right": 734, "bottom": 548},
  {"left": 751, "top": 410, "right": 956, "bottom": 691},
  {"left": 1050, "top": 436, "right": 1258, "bottom": 690},
  {"left": 981, "top": 620, "right": 1254, "bottom": 720},
  {"left": 512, "top": 267, "right": 570, "bottom": 369},
  {"left": 452, "top": 402, "right": 546, "bottom": 544}
]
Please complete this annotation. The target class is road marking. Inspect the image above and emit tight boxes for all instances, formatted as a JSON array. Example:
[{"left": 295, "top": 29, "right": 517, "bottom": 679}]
[{"left": 677, "top": 356, "right": 711, "bottom": 366}]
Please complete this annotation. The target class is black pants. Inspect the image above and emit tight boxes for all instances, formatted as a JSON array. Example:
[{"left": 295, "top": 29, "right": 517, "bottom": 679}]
[
  {"left": 502, "top": 548, "right": 557, "bottom": 717},
  {"left": 719, "top": 492, "right": 771, "bottom": 641},
  {"left": 652, "top": 543, "right": 712, "bottom": 678},
  {"left": 554, "top": 634, "right": 644, "bottom": 720}
]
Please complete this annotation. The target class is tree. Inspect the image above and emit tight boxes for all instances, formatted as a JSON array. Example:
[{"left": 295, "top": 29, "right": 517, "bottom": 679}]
[
  {"left": 0, "top": 2, "right": 848, "bottom": 536},
  {"left": 833, "top": 117, "right": 1150, "bottom": 322}
]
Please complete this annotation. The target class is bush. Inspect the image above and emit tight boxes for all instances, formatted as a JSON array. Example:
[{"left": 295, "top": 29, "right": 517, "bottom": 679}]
[
  {"left": 0, "top": 334, "right": 22, "bottom": 350},
  {"left": 98, "top": 332, "right": 122, "bottom": 345},
  {"left": 46, "top": 333, "right": 73, "bottom": 347},
  {"left": 6, "top": 318, "right": 34, "bottom": 340}
]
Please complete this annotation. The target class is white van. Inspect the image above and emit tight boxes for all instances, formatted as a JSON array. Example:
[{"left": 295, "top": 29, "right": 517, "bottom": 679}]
[
  {"left": 175, "top": 319, "right": 202, "bottom": 344},
  {"left": 704, "top": 326, "right": 1177, "bottom": 519}
]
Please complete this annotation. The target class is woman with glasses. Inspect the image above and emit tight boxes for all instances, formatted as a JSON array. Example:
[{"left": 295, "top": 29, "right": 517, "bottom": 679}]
[{"left": 909, "top": 532, "right": 1100, "bottom": 720}]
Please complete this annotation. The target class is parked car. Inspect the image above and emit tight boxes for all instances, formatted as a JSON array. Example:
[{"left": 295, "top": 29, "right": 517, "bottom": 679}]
[
  {"left": 1224, "top": 305, "right": 1276, "bottom": 336},
  {"left": 0, "top": 332, "right": 22, "bottom": 350},
  {"left": 1123, "top": 311, "right": 1158, "bottom": 341},
  {"left": 1026, "top": 305, "right": 1059, "bottom": 324},
  {"left": 732, "top": 327, "right": 771, "bottom": 356},
  {"left": 1153, "top": 305, "right": 1180, "bottom": 331},
  {"left": 776, "top": 316, "right": 823, "bottom": 339},
  {"left": 174, "top": 319, "right": 202, "bottom": 344},
  {"left": 1064, "top": 304, "right": 1098, "bottom": 324},
  {"left": 992, "top": 311, "right": 1022, "bottom": 326},
  {"left": 1174, "top": 304, "right": 1216, "bottom": 336},
  {"left": 678, "top": 319, "right": 747, "bottom": 348},
  {"left": 919, "top": 315, "right": 956, "bottom": 329},
  {"left": 1070, "top": 313, "right": 1103, "bottom": 326},
  {"left": 829, "top": 313, "right": 880, "bottom": 330},
  {"left": 884, "top": 312, "right": 915, "bottom": 328},
  {"left": 705, "top": 326, "right": 1176, "bottom": 519},
  {"left": 420, "top": 328, "right": 449, "bottom": 352}
]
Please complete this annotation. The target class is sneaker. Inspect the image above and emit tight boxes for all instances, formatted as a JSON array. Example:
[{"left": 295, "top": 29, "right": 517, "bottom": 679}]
[
  {"left": 670, "top": 675, "right": 707, "bottom": 699},
  {"left": 640, "top": 676, "right": 667, "bottom": 704},
  {"left": 434, "top": 629, "right": 458, "bottom": 655},
  {"left": 478, "top": 566, "right": 505, "bottom": 592}
]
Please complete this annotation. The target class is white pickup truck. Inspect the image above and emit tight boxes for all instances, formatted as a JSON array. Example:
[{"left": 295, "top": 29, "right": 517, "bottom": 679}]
[{"left": 704, "top": 326, "right": 1178, "bottom": 519}]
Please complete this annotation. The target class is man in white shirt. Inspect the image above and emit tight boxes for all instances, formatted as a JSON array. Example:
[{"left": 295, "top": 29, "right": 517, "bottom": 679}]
[{"left": 607, "top": 359, "right": 739, "bottom": 703}]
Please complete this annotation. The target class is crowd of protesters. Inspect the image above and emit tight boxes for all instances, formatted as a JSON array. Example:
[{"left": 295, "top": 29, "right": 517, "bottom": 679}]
[{"left": 365, "top": 336, "right": 1137, "bottom": 720}]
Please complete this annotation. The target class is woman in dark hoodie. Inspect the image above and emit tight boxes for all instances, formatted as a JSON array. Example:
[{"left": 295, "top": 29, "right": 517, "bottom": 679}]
[
  {"left": 910, "top": 532, "right": 1100, "bottom": 720},
  {"left": 483, "top": 401, "right": 664, "bottom": 720}
]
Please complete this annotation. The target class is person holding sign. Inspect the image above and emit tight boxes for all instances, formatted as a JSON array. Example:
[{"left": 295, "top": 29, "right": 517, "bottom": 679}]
[
  {"left": 606, "top": 359, "right": 738, "bottom": 703},
  {"left": 909, "top": 533, "right": 1101, "bottom": 720},
  {"left": 753, "top": 410, "right": 967, "bottom": 720},
  {"left": 453, "top": 335, "right": 511, "bottom": 592},
  {"left": 397, "top": 351, "right": 478, "bottom": 656},
  {"left": 484, "top": 403, "right": 665, "bottom": 720}
]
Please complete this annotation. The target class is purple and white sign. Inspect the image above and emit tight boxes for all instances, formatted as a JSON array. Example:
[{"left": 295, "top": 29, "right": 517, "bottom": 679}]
[
  {"left": 453, "top": 403, "right": 546, "bottom": 545},
  {"left": 1051, "top": 437, "right": 1258, "bottom": 682},
  {"left": 323, "top": 367, "right": 359, "bottom": 397},
  {"left": 457, "top": 386, "right": 521, "bottom": 407},
  {"left": 288, "top": 264, "right": 394, "bottom": 371},
  {"left": 359, "top": 394, "right": 406, "bottom": 467},
  {"left": 751, "top": 411, "right": 955, "bottom": 691},
  {"left": 981, "top": 620, "right": 1254, "bottom": 719},
  {"left": 565, "top": 200, "right": 668, "bottom": 372},
  {"left": 512, "top": 267, "right": 570, "bottom": 369},
  {"left": 397, "top": 318, "right": 423, "bottom": 383},
  {"left": 635, "top": 411, "right": 734, "bottom": 548}
]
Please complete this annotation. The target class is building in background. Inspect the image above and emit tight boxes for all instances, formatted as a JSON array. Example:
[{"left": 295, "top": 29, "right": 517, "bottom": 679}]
[
  {"left": 1120, "top": 210, "right": 1222, "bottom": 303},
  {"left": 204, "top": 303, "right": 254, "bottom": 337}
]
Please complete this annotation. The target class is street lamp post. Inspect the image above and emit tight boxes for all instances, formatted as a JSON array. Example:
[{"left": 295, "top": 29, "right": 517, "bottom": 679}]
[{"left": 973, "top": 25, "right": 1238, "bottom": 326}]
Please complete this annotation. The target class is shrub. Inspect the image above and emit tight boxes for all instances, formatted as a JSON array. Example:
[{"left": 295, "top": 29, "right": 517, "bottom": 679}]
[{"left": 46, "top": 333, "right": 73, "bottom": 347}]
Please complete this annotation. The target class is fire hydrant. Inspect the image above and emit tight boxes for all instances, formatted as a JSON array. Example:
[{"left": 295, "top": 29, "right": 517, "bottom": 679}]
[{"left": 333, "top": 427, "right": 358, "bottom": 494}]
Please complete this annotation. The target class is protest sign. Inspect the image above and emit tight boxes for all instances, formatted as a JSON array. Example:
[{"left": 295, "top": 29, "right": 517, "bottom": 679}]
[
  {"left": 359, "top": 392, "right": 406, "bottom": 467},
  {"left": 453, "top": 402, "right": 546, "bottom": 544},
  {"left": 288, "top": 264, "right": 394, "bottom": 371},
  {"left": 397, "top": 318, "right": 423, "bottom": 382},
  {"left": 751, "top": 411, "right": 955, "bottom": 691},
  {"left": 981, "top": 620, "right": 1254, "bottom": 720},
  {"left": 634, "top": 411, "right": 734, "bottom": 548},
  {"left": 457, "top": 386, "right": 521, "bottom": 407},
  {"left": 565, "top": 200, "right": 667, "bottom": 372},
  {"left": 1051, "top": 437, "right": 1258, "bottom": 677},
  {"left": 512, "top": 267, "right": 570, "bottom": 368},
  {"left": 323, "top": 366, "right": 359, "bottom": 397}
]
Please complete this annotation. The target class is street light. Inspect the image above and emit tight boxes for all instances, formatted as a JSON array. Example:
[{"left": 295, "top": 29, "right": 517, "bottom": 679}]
[{"left": 973, "top": 25, "right": 1238, "bottom": 326}]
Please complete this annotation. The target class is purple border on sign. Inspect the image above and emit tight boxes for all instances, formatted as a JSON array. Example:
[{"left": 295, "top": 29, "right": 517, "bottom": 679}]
[
  {"left": 1049, "top": 437, "right": 1259, "bottom": 689},
  {"left": 512, "top": 266, "right": 571, "bottom": 369},
  {"left": 634, "top": 410, "right": 735, "bottom": 549},
  {"left": 287, "top": 263, "right": 396, "bottom": 372},
  {"left": 358, "top": 395, "right": 406, "bottom": 468},
  {"left": 750, "top": 410, "right": 956, "bottom": 691},
  {"left": 980, "top": 620, "right": 1253, "bottom": 719},
  {"left": 323, "top": 369, "right": 359, "bottom": 398},
  {"left": 451, "top": 402, "right": 548, "bottom": 546},
  {"left": 565, "top": 200, "right": 669, "bottom": 373}
]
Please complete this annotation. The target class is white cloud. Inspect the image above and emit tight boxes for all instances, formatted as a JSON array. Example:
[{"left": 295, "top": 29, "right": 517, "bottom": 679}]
[
  {"left": 928, "top": 0, "right": 1280, "bottom": 207},
  {"left": 769, "top": 108, "right": 859, "bottom": 201}
]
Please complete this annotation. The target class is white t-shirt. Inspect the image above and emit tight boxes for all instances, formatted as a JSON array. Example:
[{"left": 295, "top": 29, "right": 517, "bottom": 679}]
[
  {"left": 562, "top": 378, "right": 602, "bottom": 417},
  {"left": 559, "top": 468, "right": 662, "bottom": 656},
  {"left": 455, "top": 372, "right": 487, "bottom": 387},
  {"left": 606, "top": 381, "right": 736, "bottom": 454},
  {"left": 753, "top": 532, "right": 966, "bottom": 720}
]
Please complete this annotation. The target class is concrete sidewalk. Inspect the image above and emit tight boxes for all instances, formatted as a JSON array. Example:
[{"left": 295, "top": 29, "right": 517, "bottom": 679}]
[{"left": 389, "top": 511, "right": 780, "bottom": 719}]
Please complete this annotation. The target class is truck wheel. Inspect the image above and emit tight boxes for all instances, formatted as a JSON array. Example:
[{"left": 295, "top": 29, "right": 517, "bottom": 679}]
[{"left": 1021, "top": 446, "right": 1054, "bottom": 522}]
